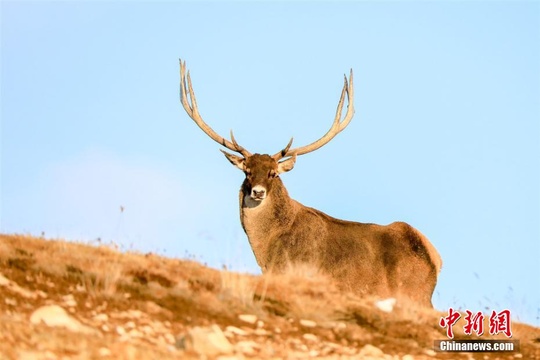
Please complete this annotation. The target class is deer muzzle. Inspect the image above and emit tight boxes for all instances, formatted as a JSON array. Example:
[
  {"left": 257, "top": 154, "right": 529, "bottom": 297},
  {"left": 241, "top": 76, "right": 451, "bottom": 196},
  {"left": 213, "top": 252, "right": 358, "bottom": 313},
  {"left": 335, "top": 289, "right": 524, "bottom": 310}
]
[{"left": 251, "top": 185, "right": 266, "bottom": 201}]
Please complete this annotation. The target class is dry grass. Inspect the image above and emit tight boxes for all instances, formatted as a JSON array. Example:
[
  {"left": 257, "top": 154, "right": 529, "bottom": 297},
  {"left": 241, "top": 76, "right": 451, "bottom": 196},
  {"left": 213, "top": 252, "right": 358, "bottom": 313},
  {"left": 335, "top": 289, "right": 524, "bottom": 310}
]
[
  {"left": 256, "top": 263, "right": 345, "bottom": 321},
  {"left": 220, "top": 268, "right": 257, "bottom": 308},
  {"left": 1, "top": 233, "right": 539, "bottom": 359}
]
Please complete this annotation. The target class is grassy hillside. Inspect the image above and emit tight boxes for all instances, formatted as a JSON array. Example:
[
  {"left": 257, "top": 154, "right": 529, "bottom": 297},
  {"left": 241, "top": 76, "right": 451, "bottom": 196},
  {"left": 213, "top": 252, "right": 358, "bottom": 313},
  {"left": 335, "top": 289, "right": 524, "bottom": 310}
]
[{"left": 1, "top": 234, "right": 538, "bottom": 359}]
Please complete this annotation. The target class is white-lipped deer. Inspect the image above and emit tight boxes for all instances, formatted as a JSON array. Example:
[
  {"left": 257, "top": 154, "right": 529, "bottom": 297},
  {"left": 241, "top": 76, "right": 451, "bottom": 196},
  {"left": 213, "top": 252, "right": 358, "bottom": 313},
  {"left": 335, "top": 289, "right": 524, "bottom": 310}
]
[{"left": 179, "top": 60, "right": 442, "bottom": 307}]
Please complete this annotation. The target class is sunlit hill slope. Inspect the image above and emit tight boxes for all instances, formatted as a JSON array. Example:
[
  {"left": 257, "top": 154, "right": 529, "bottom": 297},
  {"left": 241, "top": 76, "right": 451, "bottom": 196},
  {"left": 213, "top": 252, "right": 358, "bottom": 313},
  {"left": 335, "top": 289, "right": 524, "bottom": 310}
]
[{"left": 0, "top": 234, "right": 539, "bottom": 359}]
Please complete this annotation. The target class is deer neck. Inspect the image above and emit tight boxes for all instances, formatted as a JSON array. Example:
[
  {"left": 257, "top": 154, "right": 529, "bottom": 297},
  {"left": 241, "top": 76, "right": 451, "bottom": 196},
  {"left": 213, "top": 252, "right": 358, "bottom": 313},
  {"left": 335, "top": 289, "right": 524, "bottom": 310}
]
[{"left": 238, "top": 178, "right": 297, "bottom": 270}]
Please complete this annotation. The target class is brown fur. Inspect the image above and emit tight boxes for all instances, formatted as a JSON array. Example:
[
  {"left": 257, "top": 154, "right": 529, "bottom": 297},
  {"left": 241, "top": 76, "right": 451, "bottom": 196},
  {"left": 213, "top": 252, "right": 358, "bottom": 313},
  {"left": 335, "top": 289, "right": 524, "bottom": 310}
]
[{"left": 232, "top": 154, "right": 442, "bottom": 308}]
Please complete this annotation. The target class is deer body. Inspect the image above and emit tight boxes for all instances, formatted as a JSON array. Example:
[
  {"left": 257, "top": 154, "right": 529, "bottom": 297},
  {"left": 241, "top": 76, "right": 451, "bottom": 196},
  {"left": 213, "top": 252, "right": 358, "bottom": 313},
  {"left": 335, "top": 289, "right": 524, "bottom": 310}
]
[
  {"left": 179, "top": 60, "right": 442, "bottom": 307},
  {"left": 237, "top": 155, "right": 441, "bottom": 307}
]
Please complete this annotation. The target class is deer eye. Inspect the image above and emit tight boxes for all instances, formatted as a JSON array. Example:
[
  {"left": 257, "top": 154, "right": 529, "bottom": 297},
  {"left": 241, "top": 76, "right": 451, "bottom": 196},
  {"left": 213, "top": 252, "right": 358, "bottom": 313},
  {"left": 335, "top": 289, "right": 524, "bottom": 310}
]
[{"left": 269, "top": 170, "right": 278, "bottom": 178}]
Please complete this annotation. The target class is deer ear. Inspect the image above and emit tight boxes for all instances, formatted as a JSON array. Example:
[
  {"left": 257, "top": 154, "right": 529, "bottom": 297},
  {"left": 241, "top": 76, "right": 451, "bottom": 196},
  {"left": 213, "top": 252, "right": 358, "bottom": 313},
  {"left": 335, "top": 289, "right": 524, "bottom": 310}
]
[
  {"left": 277, "top": 154, "right": 296, "bottom": 174},
  {"left": 221, "top": 150, "right": 245, "bottom": 171}
]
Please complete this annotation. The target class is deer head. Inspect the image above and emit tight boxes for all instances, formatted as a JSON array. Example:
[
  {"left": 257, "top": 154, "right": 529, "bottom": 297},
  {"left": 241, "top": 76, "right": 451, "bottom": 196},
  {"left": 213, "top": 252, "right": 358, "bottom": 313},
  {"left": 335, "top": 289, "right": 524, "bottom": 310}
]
[{"left": 179, "top": 60, "right": 354, "bottom": 204}]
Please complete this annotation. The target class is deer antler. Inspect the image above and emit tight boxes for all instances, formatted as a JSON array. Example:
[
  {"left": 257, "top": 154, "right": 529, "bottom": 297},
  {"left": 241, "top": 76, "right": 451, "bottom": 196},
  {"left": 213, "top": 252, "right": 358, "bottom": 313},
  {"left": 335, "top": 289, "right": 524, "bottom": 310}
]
[
  {"left": 180, "top": 60, "right": 251, "bottom": 158},
  {"left": 273, "top": 70, "right": 354, "bottom": 159}
]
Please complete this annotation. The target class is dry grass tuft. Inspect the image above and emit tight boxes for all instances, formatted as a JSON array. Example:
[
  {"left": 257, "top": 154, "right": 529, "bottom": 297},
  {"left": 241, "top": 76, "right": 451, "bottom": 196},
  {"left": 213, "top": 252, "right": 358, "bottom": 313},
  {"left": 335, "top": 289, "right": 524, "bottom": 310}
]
[
  {"left": 256, "top": 263, "right": 344, "bottom": 321},
  {"left": 219, "top": 268, "right": 257, "bottom": 308}
]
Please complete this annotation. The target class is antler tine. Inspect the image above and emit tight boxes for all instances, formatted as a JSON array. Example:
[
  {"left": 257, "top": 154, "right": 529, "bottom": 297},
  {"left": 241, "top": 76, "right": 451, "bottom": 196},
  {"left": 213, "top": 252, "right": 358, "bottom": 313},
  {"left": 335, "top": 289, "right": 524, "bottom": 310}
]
[
  {"left": 277, "top": 69, "right": 354, "bottom": 158},
  {"left": 230, "top": 130, "right": 251, "bottom": 158},
  {"left": 179, "top": 59, "right": 251, "bottom": 157},
  {"left": 272, "top": 137, "right": 294, "bottom": 160}
]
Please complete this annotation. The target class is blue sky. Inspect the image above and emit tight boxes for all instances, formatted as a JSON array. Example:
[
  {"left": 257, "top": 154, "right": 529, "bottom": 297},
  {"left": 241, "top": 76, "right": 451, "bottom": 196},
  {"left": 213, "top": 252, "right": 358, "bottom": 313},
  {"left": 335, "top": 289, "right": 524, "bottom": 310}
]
[{"left": 1, "top": 2, "right": 539, "bottom": 326}]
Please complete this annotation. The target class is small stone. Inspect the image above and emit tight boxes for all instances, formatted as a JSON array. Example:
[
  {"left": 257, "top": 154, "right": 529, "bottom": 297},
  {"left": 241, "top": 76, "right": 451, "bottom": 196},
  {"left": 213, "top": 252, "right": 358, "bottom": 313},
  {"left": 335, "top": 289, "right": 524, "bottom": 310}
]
[
  {"left": 116, "top": 326, "right": 126, "bottom": 336},
  {"left": 125, "top": 320, "right": 136, "bottom": 329},
  {"left": 424, "top": 349, "right": 437, "bottom": 357},
  {"left": 0, "top": 274, "right": 10, "bottom": 286},
  {"left": 360, "top": 344, "right": 385, "bottom": 357},
  {"left": 30, "top": 305, "right": 95, "bottom": 334},
  {"left": 299, "top": 319, "right": 317, "bottom": 328},
  {"left": 145, "top": 300, "right": 164, "bottom": 314},
  {"left": 182, "top": 325, "right": 233, "bottom": 356},
  {"left": 93, "top": 313, "right": 109, "bottom": 322},
  {"left": 225, "top": 325, "right": 249, "bottom": 336},
  {"left": 303, "top": 333, "right": 318, "bottom": 342},
  {"left": 62, "top": 294, "right": 75, "bottom": 302},
  {"left": 402, "top": 355, "right": 415, "bottom": 360},
  {"left": 256, "top": 320, "right": 264, "bottom": 328},
  {"left": 238, "top": 314, "right": 257, "bottom": 324},
  {"left": 375, "top": 298, "right": 397, "bottom": 313},
  {"left": 65, "top": 299, "right": 77, "bottom": 307}
]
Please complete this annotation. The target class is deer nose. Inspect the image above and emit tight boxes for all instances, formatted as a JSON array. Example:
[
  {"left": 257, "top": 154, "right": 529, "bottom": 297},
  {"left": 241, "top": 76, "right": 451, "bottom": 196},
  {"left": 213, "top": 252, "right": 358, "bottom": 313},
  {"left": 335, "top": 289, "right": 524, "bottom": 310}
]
[{"left": 251, "top": 186, "right": 266, "bottom": 199}]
